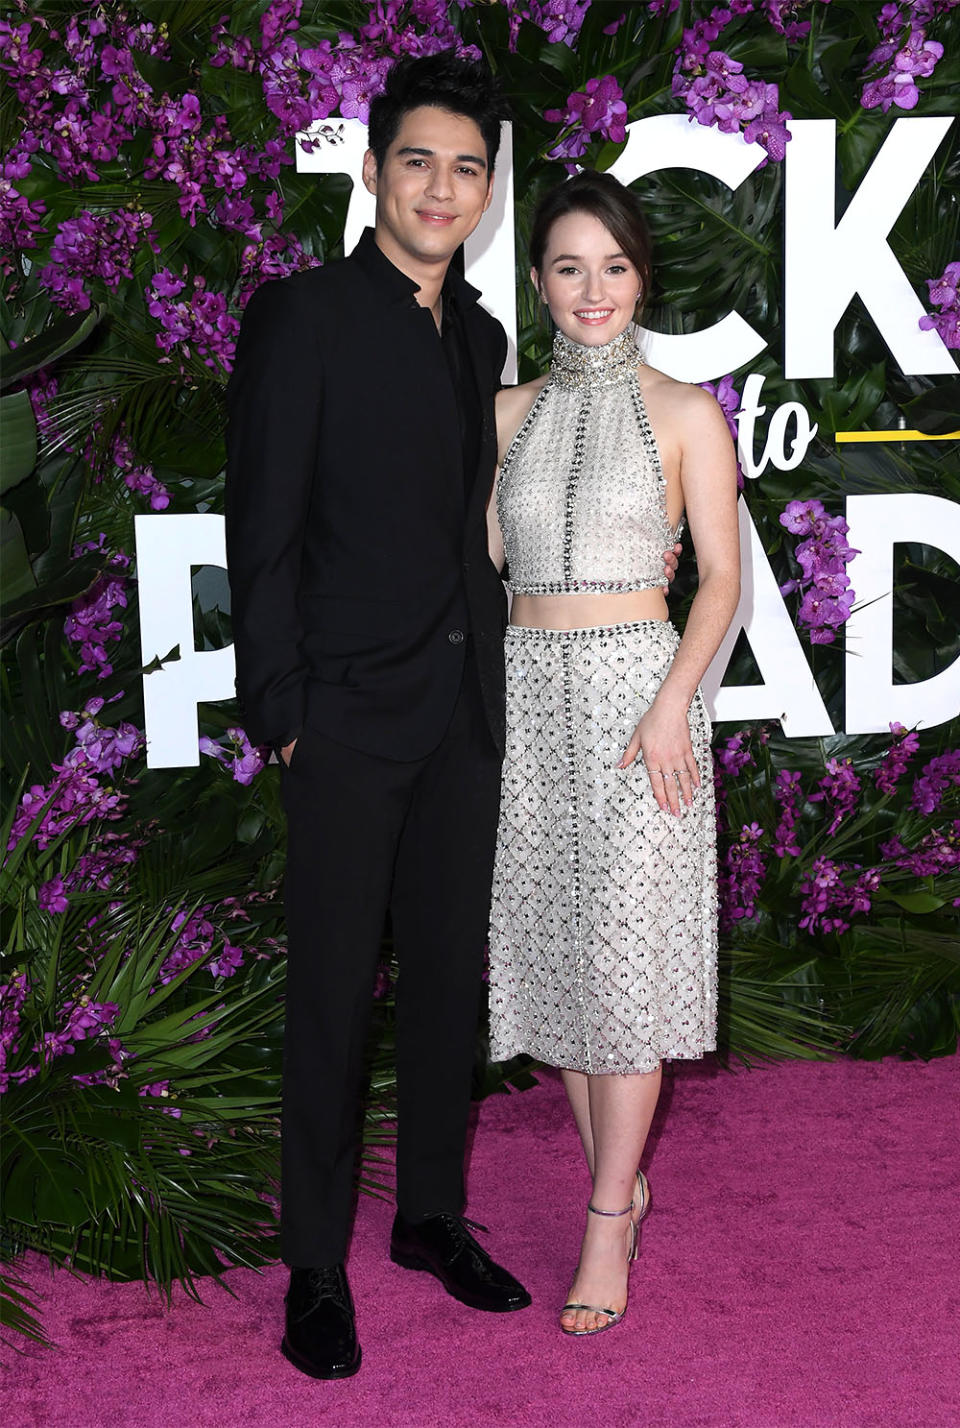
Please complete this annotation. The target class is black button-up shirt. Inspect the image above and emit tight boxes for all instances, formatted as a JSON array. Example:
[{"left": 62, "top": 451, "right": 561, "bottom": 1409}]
[{"left": 353, "top": 229, "right": 479, "bottom": 493}]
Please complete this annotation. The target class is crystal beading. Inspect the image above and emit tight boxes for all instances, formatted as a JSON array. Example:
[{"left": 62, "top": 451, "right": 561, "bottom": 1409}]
[
  {"left": 489, "top": 620, "right": 718, "bottom": 1075},
  {"left": 549, "top": 326, "right": 645, "bottom": 389},
  {"left": 497, "top": 326, "right": 678, "bottom": 597}
]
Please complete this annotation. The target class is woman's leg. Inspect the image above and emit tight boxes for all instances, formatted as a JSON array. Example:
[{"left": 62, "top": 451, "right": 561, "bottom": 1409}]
[
  {"left": 560, "top": 1069, "right": 595, "bottom": 1175},
  {"left": 560, "top": 1065, "right": 662, "bottom": 1334}
]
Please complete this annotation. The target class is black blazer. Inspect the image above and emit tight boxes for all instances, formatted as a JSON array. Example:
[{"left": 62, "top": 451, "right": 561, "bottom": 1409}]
[{"left": 225, "top": 229, "right": 508, "bottom": 761}]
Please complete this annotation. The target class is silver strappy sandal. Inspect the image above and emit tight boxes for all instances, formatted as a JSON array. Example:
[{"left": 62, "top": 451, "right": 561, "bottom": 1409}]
[{"left": 560, "top": 1171, "right": 651, "bottom": 1338}]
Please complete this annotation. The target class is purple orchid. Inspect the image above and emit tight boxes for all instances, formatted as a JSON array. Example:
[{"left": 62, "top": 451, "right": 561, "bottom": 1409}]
[
  {"left": 38, "top": 209, "right": 158, "bottom": 314},
  {"left": 146, "top": 269, "right": 241, "bottom": 374},
  {"left": 9, "top": 694, "right": 143, "bottom": 852},
  {"left": 742, "top": 105, "right": 792, "bottom": 162},
  {"left": 911, "top": 750, "right": 960, "bottom": 814},
  {"left": 719, "top": 821, "right": 767, "bottom": 927},
  {"left": 40, "top": 996, "right": 121, "bottom": 1062},
  {"left": 772, "top": 769, "right": 803, "bottom": 857},
  {"left": 861, "top": 3, "right": 947, "bottom": 114},
  {"left": 38, "top": 876, "right": 70, "bottom": 914},
  {"left": 779, "top": 500, "right": 859, "bottom": 645},
  {"left": 502, "top": 1, "right": 591, "bottom": 51},
  {"left": 0, "top": 974, "right": 30, "bottom": 1093},
  {"left": 546, "top": 75, "right": 627, "bottom": 165},
  {"left": 112, "top": 433, "right": 171, "bottom": 511},
  {"left": 919, "top": 260, "right": 960, "bottom": 349},
  {"left": 760, "top": 0, "right": 833, "bottom": 40},
  {"left": 670, "top": 5, "right": 794, "bottom": 164},
  {"left": 199, "top": 728, "right": 266, "bottom": 786},
  {"left": 0, "top": 154, "right": 47, "bottom": 269},
  {"left": 798, "top": 855, "right": 852, "bottom": 935},
  {"left": 715, "top": 731, "right": 756, "bottom": 778},
  {"left": 208, "top": 942, "right": 245, "bottom": 979},
  {"left": 64, "top": 540, "right": 131, "bottom": 680},
  {"left": 210, "top": 16, "right": 256, "bottom": 72},
  {"left": 160, "top": 906, "right": 249, "bottom": 984},
  {"left": 875, "top": 723, "right": 921, "bottom": 795},
  {"left": 810, "top": 757, "right": 862, "bottom": 835}
]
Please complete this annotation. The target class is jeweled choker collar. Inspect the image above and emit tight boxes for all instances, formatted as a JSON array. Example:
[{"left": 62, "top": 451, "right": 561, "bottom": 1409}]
[{"left": 550, "top": 326, "right": 643, "bottom": 389}]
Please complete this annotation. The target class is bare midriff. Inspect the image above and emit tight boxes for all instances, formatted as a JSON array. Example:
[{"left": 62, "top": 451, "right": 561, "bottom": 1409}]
[{"left": 510, "top": 588, "right": 669, "bottom": 630}]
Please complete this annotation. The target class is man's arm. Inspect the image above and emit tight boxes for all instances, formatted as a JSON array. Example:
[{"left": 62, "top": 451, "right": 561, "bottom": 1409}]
[{"left": 225, "top": 279, "right": 322, "bottom": 751}]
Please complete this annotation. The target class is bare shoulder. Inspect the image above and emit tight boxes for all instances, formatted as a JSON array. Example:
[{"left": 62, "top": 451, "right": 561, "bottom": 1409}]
[
  {"left": 496, "top": 376, "right": 547, "bottom": 426},
  {"left": 639, "top": 365, "right": 732, "bottom": 438},
  {"left": 495, "top": 376, "right": 548, "bottom": 464}
]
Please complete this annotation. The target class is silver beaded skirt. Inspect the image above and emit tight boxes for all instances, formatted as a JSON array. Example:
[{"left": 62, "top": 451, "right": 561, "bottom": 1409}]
[{"left": 488, "top": 620, "right": 717, "bottom": 1075}]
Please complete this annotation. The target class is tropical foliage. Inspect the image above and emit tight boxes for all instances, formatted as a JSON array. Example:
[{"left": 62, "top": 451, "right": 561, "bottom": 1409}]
[{"left": 2, "top": 0, "right": 959, "bottom": 1342}]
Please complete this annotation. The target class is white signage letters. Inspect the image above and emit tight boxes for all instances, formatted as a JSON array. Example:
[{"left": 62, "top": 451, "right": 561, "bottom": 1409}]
[
  {"left": 610, "top": 113, "right": 957, "bottom": 384},
  {"left": 844, "top": 494, "right": 960, "bottom": 734},
  {"left": 135, "top": 514, "right": 235, "bottom": 769},
  {"left": 784, "top": 117, "right": 958, "bottom": 379},
  {"left": 736, "top": 373, "right": 819, "bottom": 479},
  {"left": 701, "top": 498, "right": 835, "bottom": 735},
  {"left": 296, "top": 120, "right": 373, "bottom": 254},
  {"left": 608, "top": 115, "right": 767, "bottom": 383},
  {"left": 136, "top": 497, "right": 960, "bottom": 763}
]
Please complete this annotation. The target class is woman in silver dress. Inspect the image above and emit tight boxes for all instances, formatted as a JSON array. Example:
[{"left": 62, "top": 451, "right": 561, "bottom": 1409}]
[{"left": 486, "top": 171, "right": 740, "bottom": 1337}]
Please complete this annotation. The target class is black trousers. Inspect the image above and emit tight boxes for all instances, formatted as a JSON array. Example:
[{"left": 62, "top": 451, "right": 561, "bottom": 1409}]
[{"left": 279, "top": 646, "right": 502, "bottom": 1267}]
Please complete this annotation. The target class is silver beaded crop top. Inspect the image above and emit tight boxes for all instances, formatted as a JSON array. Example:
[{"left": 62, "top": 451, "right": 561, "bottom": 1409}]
[{"left": 497, "top": 328, "right": 680, "bottom": 595}]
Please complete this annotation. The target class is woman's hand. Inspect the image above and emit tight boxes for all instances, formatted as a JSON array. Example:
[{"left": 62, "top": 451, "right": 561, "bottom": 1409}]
[
  {"left": 662, "top": 541, "right": 682, "bottom": 594},
  {"left": 618, "top": 698, "right": 700, "bottom": 815}
]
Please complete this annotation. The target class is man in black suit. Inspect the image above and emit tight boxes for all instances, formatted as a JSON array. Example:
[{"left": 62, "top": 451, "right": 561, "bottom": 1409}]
[{"left": 225, "top": 54, "right": 529, "bottom": 1380}]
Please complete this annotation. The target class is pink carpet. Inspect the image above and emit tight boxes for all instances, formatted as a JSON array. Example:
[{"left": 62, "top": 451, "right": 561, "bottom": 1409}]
[{"left": 4, "top": 1057, "right": 958, "bottom": 1428}]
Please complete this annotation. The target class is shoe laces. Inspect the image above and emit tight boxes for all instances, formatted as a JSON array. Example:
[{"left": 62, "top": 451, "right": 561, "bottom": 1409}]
[
  {"left": 430, "top": 1212, "right": 490, "bottom": 1248},
  {"left": 459, "top": 1215, "right": 489, "bottom": 1236},
  {"left": 300, "top": 1266, "right": 350, "bottom": 1314}
]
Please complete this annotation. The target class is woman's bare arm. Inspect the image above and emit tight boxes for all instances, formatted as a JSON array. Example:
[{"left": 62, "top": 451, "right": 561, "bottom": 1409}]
[
  {"left": 621, "top": 384, "right": 740, "bottom": 813},
  {"left": 654, "top": 386, "right": 740, "bottom": 708}
]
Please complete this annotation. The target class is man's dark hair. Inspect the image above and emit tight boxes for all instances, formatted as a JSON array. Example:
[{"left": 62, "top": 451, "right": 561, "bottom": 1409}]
[
  {"left": 367, "top": 51, "right": 508, "bottom": 174},
  {"left": 529, "top": 170, "right": 654, "bottom": 314}
]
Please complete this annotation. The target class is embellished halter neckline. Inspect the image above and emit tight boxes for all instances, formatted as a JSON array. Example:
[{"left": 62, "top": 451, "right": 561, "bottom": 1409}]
[{"left": 550, "top": 327, "right": 644, "bottom": 390}]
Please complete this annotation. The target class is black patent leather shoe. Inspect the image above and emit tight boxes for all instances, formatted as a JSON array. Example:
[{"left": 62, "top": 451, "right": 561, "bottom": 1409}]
[
  {"left": 281, "top": 1265, "right": 361, "bottom": 1380},
  {"left": 389, "top": 1212, "right": 531, "bottom": 1313}
]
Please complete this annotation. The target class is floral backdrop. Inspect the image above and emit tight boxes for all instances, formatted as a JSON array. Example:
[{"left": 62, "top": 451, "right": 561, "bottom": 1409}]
[{"left": 1, "top": 0, "right": 958, "bottom": 1342}]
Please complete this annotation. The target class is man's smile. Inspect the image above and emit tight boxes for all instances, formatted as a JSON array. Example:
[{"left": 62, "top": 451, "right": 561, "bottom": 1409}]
[{"left": 415, "top": 209, "right": 458, "bottom": 225}]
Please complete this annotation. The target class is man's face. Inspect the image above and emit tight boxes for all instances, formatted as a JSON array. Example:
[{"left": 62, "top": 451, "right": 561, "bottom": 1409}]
[{"left": 363, "top": 105, "right": 494, "bottom": 274}]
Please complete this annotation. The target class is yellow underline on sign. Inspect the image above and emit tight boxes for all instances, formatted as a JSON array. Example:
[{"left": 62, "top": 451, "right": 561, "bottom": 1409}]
[{"left": 835, "top": 429, "right": 960, "bottom": 443}]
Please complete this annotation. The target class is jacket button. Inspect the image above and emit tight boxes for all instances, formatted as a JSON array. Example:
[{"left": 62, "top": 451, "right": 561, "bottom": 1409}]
[{"left": 448, "top": 629, "right": 465, "bottom": 645}]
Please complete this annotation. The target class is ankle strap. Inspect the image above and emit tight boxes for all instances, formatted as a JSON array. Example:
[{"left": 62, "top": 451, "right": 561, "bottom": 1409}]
[{"left": 587, "top": 1202, "right": 633, "bottom": 1218}]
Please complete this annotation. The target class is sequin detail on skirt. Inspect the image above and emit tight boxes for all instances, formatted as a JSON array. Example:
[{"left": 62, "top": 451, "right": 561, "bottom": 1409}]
[{"left": 488, "top": 621, "right": 717, "bottom": 1075}]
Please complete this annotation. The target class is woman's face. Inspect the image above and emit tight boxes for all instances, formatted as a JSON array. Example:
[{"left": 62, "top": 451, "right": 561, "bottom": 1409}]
[{"left": 534, "top": 210, "right": 641, "bottom": 347}]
